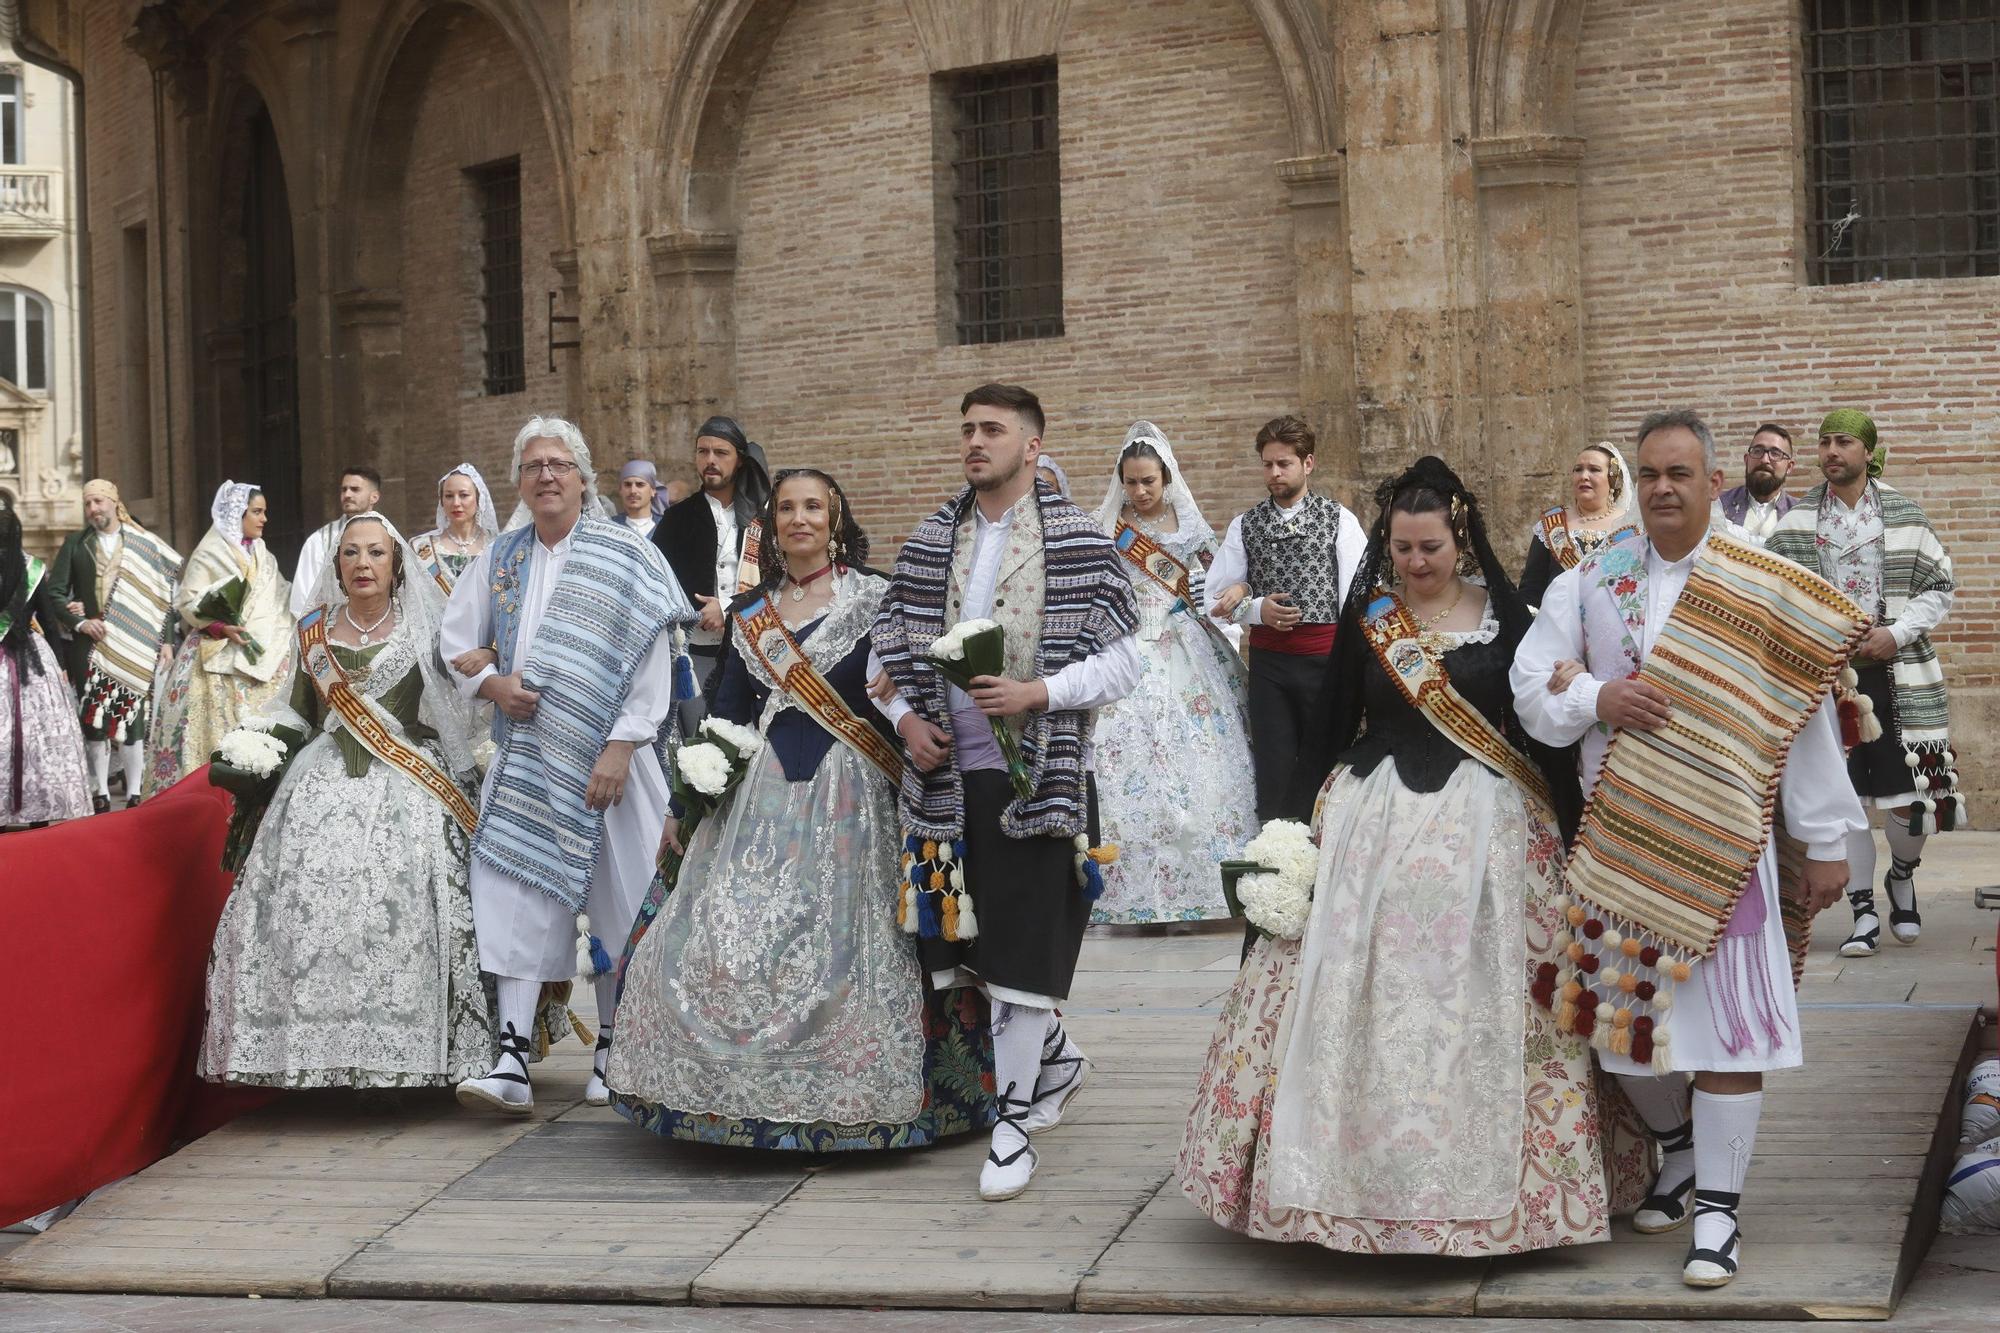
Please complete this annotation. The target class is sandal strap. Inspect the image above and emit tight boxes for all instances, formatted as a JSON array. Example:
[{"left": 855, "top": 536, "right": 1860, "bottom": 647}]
[{"left": 489, "top": 1025, "right": 533, "bottom": 1085}]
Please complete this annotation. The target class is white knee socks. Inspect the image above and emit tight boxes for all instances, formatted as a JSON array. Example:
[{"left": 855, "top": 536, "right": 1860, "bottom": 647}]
[
  {"left": 120, "top": 742, "right": 144, "bottom": 798},
  {"left": 1692, "top": 1089, "right": 1761, "bottom": 1252},
  {"left": 85, "top": 740, "right": 109, "bottom": 798},
  {"left": 1620, "top": 1072, "right": 1695, "bottom": 1196},
  {"left": 1883, "top": 818, "right": 1925, "bottom": 915},
  {"left": 496, "top": 976, "right": 540, "bottom": 1047},
  {"left": 991, "top": 1001, "right": 1054, "bottom": 1110},
  {"left": 1845, "top": 828, "right": 1877, "bottom": 903}
]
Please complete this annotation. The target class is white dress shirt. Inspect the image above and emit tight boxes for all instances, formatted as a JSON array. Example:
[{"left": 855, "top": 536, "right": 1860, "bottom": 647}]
[
  {"left": 289, "top": 520, "right": 339, "bottom": 618},
  {"left": 1204, "top": 495, "right": 1369, "bottom": 626}
]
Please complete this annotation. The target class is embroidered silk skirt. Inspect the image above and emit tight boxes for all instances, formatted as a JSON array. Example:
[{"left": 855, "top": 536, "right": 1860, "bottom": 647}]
[{"left": 0, "top": 639, "right": 92, "bottom": 825}]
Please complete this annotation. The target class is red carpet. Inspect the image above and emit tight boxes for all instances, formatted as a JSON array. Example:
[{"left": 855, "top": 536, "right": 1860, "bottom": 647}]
[{"left": 0, "top": 769, "right": 274, "bottom": 1227}]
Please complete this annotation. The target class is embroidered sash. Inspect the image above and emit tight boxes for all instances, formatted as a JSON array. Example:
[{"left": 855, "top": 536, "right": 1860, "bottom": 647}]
[
  {"left": 1550, "top": 535, "right": 1865, "bottom": 1066},
  {"left": 734, "top": 594, "right": 901, "bottom": 786},
  {"left": 1540, "top": 507, "right": 1640, "bottom": 571},
  {"left": 412, "top": 534, "right": 455, "bottom": 596},
  {"left": 0, "top": 557, "right": 44, "bottom": 638},
  {"left": 298, "top": 609, "right": 478, "bottom": 834},
  {"left": 1360, "top": 591, "right": 1553, "bottom": 813},
  {"left": 736, "top": 518, "right": 764, "bottom": 595}
]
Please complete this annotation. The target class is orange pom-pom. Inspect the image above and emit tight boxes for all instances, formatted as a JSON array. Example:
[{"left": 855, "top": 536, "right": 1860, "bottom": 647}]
[
  {"left": 922, "top": 840, "right": 939, "bottom": 861},
  {"left": 1668, "top": 959, "right": 1693, "bottom": 983},
  {"left": 1618, "top": 972, "right": 1639, "bottom": 993},
  {"left": 1621, "top": 937, "right": 1642, "bottom": 958},
  {"left": 1613, "top": 1006, "right": 1633, "bottom": 1028},
  {"left": 929, "top": 870, "right": 946, "bottom": 890},
  {"left": 1561, "top": 980, "right": 1582, "bottom": 1002},
  {"left": 1566, "top": 941, "right": 1585, "bottom": 962},
  {"left": 1565, "top": 905, "right": 1587, "bottom": 927}
]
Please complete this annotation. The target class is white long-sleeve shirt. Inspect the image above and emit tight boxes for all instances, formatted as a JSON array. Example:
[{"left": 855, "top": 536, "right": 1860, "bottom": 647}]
[
  {"left": 289, "top": 521, "right": 339, "bottom": 618},
  {"left": 876, "top": 502, "right": 1141, "bottom": 770},
  {"left": 439, "top": 517, "right": 677, "bottom": 744},
  {"left": 1204, "top": 496, "right": 1369, "bottom": 626}
]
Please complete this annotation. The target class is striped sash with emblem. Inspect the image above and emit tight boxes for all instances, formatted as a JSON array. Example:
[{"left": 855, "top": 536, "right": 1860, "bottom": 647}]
[{"left": 734, "top": 594, "right": 901, "bottom": 786}]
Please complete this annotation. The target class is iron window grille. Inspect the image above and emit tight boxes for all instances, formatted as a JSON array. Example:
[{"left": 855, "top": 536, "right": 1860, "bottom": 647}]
[
  {"left": 947, "top": 61, "right": 1064, "bottom": 344},
  {"left": 471, "top": 158, "right": 526, "bottom": 395},
  {"left": 1805, "top": 1, "right": 2000, "bottom": 283}
]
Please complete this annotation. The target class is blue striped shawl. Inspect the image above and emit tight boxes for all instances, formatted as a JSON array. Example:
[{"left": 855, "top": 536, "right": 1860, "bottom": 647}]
[
  {"left": 475, "top": 517, "right": 697, "bottom": 911},
  {"left": 872, "top": 481, "right": 1139, "bottom": 841}
]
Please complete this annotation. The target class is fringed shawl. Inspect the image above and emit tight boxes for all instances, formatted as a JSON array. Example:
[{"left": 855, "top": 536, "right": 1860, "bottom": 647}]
[{"left": 872, "top": 481, "right": 1138, "bottom": 841}]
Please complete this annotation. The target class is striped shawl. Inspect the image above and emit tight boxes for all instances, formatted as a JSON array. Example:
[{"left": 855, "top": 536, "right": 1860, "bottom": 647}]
[
  {"left": 872, "top": 481, "right": 1139, "bottom": 841},
  {"left": 475, "top": 517, "right": 697, "bottom": 912},
  {"left": 1767, "top": 481, "right": 1954, "bottom": 746}
]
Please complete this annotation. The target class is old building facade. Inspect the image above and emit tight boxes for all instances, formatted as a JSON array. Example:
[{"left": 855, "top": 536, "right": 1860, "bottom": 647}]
[{"left": 13, "top": 0, "right": 1999, "bottom": 793}]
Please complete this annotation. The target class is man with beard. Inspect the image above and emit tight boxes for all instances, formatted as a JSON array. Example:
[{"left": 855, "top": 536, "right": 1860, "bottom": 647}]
[
  {"left": 1204, "top": 415, "right": 1366, "bottom": 821},
  {"left": 1513, "top": 409, "right": 1864, "bottom": 1288},
  {"left": 1768, "top": 410, "right": 1960, "bottom": 959},
  {"left": 1717, "top": 423, "right": 1797, "bottom": 544},
  {"left": 873, "top": 382, "right": 1141, "bottom": 1202},
  {"left": 443, "top": 417, "right": 698, "bottom": 1114},
  {"left": 291, "top": 467, "right": 384, "bottom": 617},
  {"left": 652, "top": 416, "right": 771, "bottom": 731},
  {"left": 48, "top": 480, "right": 183, "bottom": 810}
]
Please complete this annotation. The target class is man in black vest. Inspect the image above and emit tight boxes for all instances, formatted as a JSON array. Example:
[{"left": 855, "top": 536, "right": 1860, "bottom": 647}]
[
  {"left": 1205, "top": 416, "right": 1366, "bottom": 822},
  {"left": 651, "top": 415, "right": 771, "bottom": 731}
]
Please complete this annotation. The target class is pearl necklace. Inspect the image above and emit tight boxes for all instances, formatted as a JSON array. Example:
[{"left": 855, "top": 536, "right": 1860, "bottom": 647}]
[{"left": 343, "top": 601, "right": 393, "bottom": 646}]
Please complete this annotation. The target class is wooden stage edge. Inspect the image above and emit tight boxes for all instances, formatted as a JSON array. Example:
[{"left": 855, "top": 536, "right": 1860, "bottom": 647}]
[{"left": 0, "top": 1004, "right": 1981, "bottom": 1321}]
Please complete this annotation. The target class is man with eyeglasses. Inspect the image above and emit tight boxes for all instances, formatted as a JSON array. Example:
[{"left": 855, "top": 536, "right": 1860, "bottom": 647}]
[
  {"left": 1717, "top": 424, "right": 1797, "bottom": 545},
  {"left": 442, "top": 416, "right": 699, "bottom": 1116}
]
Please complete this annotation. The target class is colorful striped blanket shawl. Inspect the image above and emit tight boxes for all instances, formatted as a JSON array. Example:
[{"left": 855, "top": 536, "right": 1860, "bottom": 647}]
[{"left": 1565, "top": 534, "right": 1866, "bottom": 964}]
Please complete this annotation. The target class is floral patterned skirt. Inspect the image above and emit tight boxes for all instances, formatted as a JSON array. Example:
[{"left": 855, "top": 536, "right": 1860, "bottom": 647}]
[
  {"left": 1177, "top": 762, "right": 1652, "bottom": 1255},
  {"left": 144, "top": 636, "right": 291, "bottom": 798},
  {"left": 0, "top": 639, "right": 92, "bottom": 825}
]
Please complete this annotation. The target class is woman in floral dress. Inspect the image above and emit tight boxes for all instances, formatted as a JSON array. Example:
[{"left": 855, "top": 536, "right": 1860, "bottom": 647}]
[
  {"left": 609, "top": 469, "right": 992, "bottom": 1150},
  {"left": 1088, "top": 422, "right": 1256, "bottom": 924},
  {"left": 1518, "top": 442, "right": 1639, "bottom": 610},
  {"left": 0, "top": 500, "right": 92, "bottom": 827},
  {"left": 1179, "top": 457, "right": 1648, "bottom": 1255},
  {"left": 146, "top": 483, "right": 293, "bottom": 794},
  {"left": 200, "top": 512, "right": 492, "bottom": 1089}
]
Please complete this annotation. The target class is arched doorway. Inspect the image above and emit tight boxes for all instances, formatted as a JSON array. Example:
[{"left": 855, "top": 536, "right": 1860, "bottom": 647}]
[{"left": 236, "top": 106, "right": 304, "bottom": 567}]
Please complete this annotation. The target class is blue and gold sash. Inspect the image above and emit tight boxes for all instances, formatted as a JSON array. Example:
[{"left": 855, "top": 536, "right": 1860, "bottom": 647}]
[{"left": 734, "top": 594, "right": 901, "bottom": 787}]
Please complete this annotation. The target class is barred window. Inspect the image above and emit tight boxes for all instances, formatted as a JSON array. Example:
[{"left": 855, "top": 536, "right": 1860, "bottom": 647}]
[
  {"left": 470, "top": 157, "right": 525, "bottom": 395},
  {"left": 944, "top": 61, "right": 1063, "bottom": 344},
  {"left": 1805, "top": 1, "right": 2000, "bottom": 283}
]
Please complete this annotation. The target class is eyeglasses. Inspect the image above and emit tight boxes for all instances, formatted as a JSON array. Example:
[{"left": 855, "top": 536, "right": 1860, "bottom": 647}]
[
  {"left": 1745, "top": 445, "right": 1792, "bottom": 462},
  {"left": 518, "top": 460, "right": 579, "bottom": 479}
]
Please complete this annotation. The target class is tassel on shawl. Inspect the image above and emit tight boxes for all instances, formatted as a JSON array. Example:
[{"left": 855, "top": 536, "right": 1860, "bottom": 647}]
[
  {"left": 902, "top": 833, "right": 975, "bottom": 941},
  {"left": 1539, "top": 897, "right": 1683, "bottom": 1073},
  {"left": 1074, "top": 836, "right": 1118, "bottom": 902},
  {"left": 1903, "top": 743, "right": 1967, "bottom": 835}
]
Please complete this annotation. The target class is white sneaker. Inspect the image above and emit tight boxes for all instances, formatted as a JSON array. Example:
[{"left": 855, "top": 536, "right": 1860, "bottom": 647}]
[
  {"left": 1020, "top": 1026, "right": 1090, "bottom": 1135},
  {"left": 978, "top": 1091, "right": 1037, "bottom": 1201},
  {"left": 456, "top": 1025, "right": 534, "bottom": 1116}
]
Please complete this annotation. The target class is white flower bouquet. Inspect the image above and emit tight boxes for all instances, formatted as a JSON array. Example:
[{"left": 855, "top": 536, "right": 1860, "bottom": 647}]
[
  {"left": 208, "top": 719, "right": 308, "bottom": 873},
  {"left": 661, "top": 717, "right": 765, "bottom": 889},
  {"left": 925, "top": 617, "right": 1032, "bottom": 800},
  {"left": 1220, "top": 819, "right": 1318, "bottom": 940}
]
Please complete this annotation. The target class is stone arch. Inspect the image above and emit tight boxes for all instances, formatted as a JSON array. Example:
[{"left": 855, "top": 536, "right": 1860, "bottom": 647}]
[
  {"left": 1471, "top": 0, "right": 1585, "bottom": 141},
  {"left": 652, "top": 0, "right": 1339, "bottom": 240}
]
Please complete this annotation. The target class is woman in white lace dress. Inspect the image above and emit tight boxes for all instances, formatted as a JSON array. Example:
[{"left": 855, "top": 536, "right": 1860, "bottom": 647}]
[
  {"left": 1088, "top": 422, "right": 1256, "bottom": 924},
  {"left": 1179, "top": 458, "right": 1649, "bottom": 1255},
  {"left": 608, "top": 470, "right": 992, "bottom": 1150},
  {"left": 200, "top": 512, "right": 493, "bottom": 1089}
]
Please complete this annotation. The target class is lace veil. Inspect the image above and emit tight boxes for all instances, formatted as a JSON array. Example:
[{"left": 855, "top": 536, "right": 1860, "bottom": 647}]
[
  {"left": 432, "top": 463, "right": 499, "bottom": 539},
  {"left": 1091, "top": 420, "right": 1216, "bottom": 544}
]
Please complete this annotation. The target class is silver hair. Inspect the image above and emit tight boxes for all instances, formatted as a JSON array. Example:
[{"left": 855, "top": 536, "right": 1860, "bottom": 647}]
[
  {"left": 509, "top": 415, "right": 599, "bottom": 510},
  {"left": 1634, "top": 409, "right": 1717, "bottom": 474}
]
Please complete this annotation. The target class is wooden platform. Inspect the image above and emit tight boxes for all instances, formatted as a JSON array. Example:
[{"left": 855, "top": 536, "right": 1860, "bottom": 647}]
[{"left": 0, "top": 950, "right": 1976, "bottom": 1319}]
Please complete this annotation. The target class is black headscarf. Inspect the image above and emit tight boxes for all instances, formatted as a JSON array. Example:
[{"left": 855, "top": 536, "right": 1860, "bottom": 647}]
[
  {"left": 0, "top": 502, "right": 46, "bottom": 675},
  {"left": 1289, "top": 456, "right": 1583, "bottom": 841},
  {"left": 695, "top": 415, "right": 773, "bottom": 523}
]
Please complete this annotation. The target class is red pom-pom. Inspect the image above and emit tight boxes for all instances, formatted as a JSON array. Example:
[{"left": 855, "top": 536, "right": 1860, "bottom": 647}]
[
  {"left": 1632, "top": 1015, "right": 1654, "bottom": 1036},
  {"left": 1574, "top": 1010, "right": 1598, "bottom": 1037},
  {"left": 1631, "top": 1033, "right": 1653, "bottom": 1063},
  {"left": 1634, "top": 980, "right": 1656, "bottom": 1001},
  {"left": 1530, "top": 980, "right": 1555, "bottom": 1008},
  {"left": 1582, "top": 919, "right": 1605, "bottom": 940},
  {"left": 1579, "top": 989, "right": 1601, "bottom": 1011},
  {"left": 1535, "top": 961, "right": 1560, "bottom": 982},
  {"left": 1577, "top": 953, "right": 1601, "bottom": 974},
  {"left": 1639, "top": 946, "right": 1661, "bottom": 968}
]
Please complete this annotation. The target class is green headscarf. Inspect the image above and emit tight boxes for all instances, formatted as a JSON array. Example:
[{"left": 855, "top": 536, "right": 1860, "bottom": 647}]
[{"left": 1819, "top": 409, "right": 1884, "bottom": 478}]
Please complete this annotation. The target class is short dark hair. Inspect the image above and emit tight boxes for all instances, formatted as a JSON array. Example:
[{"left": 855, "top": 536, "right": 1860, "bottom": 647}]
[
  {"left": 960, "top": 383, "right": 1045, "bottom": 438},
  {"left": 341, "top": 466, "right": 384, "bottom": 491},
  {"left": 1750, "top": 422, "right": 1793, "bottom": 446},
  {"left": 1255, "top": 415, "right": 1316, "bottom": 460},
  {"left": 1634, "top": 409, "right": 1717, "bottom": 473}
]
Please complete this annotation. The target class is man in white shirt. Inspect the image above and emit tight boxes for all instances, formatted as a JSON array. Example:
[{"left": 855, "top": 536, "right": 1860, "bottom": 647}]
[
  {"left": 291, "top": 467, "right": 382, "bottom": 617},
  {"left": 1715, "top": 423, "right": 1797, "bottom": 545},
  {"left": 873, "top": 383, "right": 1141, "bottom": 1204},
  {"left": 1512, "top": 409, "right": 1864, "bottom": 1289},
  {"left": 443, "top": 417, "right": 696, "bottom": 1116},
  {"left": 615, "top": 459, "right": 664, "bottom": 539},
  {"left": 1204, "top": 416, "right": 1367, "bottom": 821},
  {"left": 652, "top": 416, "right": 771, "bottom": 732}
]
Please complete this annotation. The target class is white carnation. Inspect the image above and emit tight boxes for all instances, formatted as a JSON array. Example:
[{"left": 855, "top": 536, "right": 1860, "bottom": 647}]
[
  {"left": 676, "top": 742, "right": 732, "bottom": 796},
  {"left": 1243, "top": 819, "right": 1318, "bottom": 888},
  {"left": 1237, "top": 871, "right": 1311, "bottom": 940},
  {"left": 930, "top": 617, "right": 999, "bottom": 662},
  {"left": 699, "top": 716, "right": 764, "bottom": 757},
  {"left": 217, "top": 727, "right": 287, "bottom": 777}
]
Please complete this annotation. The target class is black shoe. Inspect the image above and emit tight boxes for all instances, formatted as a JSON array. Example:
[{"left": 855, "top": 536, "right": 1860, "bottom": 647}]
[
  {"left": 125, "top": 795, "right": 141, "bottom": 809},
  {"left": 91, "top": 794, "right": 110, "bottom": 815}
]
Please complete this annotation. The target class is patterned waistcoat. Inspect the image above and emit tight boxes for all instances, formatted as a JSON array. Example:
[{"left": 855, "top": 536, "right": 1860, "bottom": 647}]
[{"left": 1242, "top": 493, "right": 1346, "bottom": 623}]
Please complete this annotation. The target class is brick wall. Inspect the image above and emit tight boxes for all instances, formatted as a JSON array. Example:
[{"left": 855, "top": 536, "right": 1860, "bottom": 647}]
[
  {"left": 1576, "top": 0, "right": 2000, "bottom": 796},
  {"left": 387, "top": 8, "right": 567, "bottom": 537},
  {"left": 729, "top": 0, "right": 1301, "bottom": 547}
]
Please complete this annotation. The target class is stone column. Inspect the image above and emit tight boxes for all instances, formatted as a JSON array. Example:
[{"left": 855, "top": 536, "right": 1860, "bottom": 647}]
[{"left": 1278, "top": 153, "right": 1356, "bottom": 493}]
